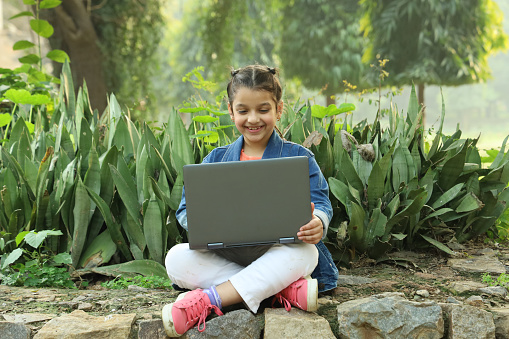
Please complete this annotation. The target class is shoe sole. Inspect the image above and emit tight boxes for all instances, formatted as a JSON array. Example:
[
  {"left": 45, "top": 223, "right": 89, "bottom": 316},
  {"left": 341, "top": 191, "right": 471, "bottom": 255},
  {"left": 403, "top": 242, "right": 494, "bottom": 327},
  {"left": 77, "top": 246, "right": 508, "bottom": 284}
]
[
  {"left": 306, "top": 277, "right": 318, "bottom": 312},
  {"left": 161, "top": 292, "right": 189, "bottom": 337}
]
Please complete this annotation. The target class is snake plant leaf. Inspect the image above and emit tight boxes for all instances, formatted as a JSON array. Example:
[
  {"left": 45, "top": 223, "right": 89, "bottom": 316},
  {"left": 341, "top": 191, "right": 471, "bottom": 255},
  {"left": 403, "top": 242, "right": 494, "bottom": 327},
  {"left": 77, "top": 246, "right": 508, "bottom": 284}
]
[
  {"left": 35, "top": 190, "right": 49, "bottom": 231},
  {"left": 312, "top": 137, "right": 334, "bottom": 179},
  {"left": 112, "top": 118, "right": 135, "bottom": 158},
  {"left": 365, "top": 208, "right": 387, "bottom": 248},
  {"left": 328, "top": 177, "right": 356, "bottom": 211},
  {"left": 407, "top": 84, "right": 419, "bottom": 124},
  {"left": 438, "top": 141, "right": 468, "bottom": 191},
  {"left": 106, "top": 94, "right": 122, "bottom": 148},
  {"left": 7, "top": 117, "right": 31, "bottom": 151},
  {"left": 421, "top": 235, "right": 455, "bottom": 255},
  {"left": 348, "top": 202, "right": 367, "bottom": 252},
  {"left": 338, "top": 148, "right": 364, "bottom": 193},
  {"left": 385, "top": 190, "right": 427, "bottom": 234},
  {"left": 392, "top": 144, "right": 408, "bottom": 191},
  {"left": 367, "top": 162, "right": 384, "bottom": 210},
  {"left": 136, "top": 145, "right": 149, "bottom": 204},
  {"left": 109, "top": 164, "right": 142, "bottom": 227},
  {"left": 431, "top": 183, "right": 464, "bottom": 209},
  {"left": 489, "top": 135, "right": 508, "bottom": 169},
  {"left": 333, "top": 129, "right": 344, "bottom": 172},
  {"left": 169, "top": 174, "right": 184, "bottom": 211},
  {"left": 167, "top": 109, "right": 194, "bottom": 173},
  {"left": 60, "top": 60, "right": 75, "bottom": 119},
  {"left": 144, "top": 199, "right": 164, "bottom": 264},
  {"left": 71, "top": 177, "right": 91, "bottom": 268},
  {"left": 78, "top": 229, "right": 117, "bottom": 269},
  {"left": 85, "top": 186, "right": 132, "bottom": 261},
  {"left": 17, "top": 130, "right": 32, "bottom": 170},
  {"left": 419, "top": 169, "right": 435, "bottom": 204},
  {"left": 6, "top": 209, "right": 23, "bottom": 244},
  {"left": 150, "top": 177, "right": 173, "bottom": 208},
  {"left": 465, "top": 172, "right": 480, "bottom": 196},
  {"left": 290, "top": 117, "right": 306, "bottom": 145},
  {"left": 84, "top": 148, "right": 100, "bottom": 219},
  {"left": 99, "top": 146, "right": 118, "bottom": 206},
  {"left": 121, "top": 211, "right": 146, "bottom": 259},
  {"left": 455, "top": 192, "right": 484, "bottom": 213},
  {"left": 2, "top": 148, "right": 35, "bottom": 201},
  {"left": 90, "top": 259, "right": 168, "bottom": 278},
  {"left": 152, "top": 145, "right": 174, "bottom": 186}
]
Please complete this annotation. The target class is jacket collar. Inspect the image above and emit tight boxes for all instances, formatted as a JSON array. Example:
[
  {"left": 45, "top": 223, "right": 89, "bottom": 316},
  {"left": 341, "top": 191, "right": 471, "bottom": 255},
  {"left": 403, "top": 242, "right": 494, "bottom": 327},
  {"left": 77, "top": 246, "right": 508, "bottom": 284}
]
[{"left": 221, "top": 130, "right": 284, "bottom": 161}]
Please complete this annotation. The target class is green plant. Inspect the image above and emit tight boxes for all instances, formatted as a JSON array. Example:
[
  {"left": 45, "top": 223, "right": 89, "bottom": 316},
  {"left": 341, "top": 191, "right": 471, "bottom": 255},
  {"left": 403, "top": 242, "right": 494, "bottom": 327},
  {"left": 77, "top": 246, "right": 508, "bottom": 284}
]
[
  {"left": 101, "top": 275, "right": 172, "bottom": 290},
  {"left": 481, "top": 272, "right": 509, "bottom": 288},
  {"left": 0, "top": 229, "right": 75, "bottom": 288}
]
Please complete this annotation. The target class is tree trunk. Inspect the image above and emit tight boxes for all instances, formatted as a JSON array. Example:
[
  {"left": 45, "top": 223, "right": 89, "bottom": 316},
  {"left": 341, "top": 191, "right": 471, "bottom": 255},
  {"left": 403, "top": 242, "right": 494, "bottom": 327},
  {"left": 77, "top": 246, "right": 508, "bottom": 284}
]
[
  {"left": 42, "top": 0, "right": 107, "bottom": 114},
  {"left": 417, "top": 83, "right": 425, "bottom": 129}
]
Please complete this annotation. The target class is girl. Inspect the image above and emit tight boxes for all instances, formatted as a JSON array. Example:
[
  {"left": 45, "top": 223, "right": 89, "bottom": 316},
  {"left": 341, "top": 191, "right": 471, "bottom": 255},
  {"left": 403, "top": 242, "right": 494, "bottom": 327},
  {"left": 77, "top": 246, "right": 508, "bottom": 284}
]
[{"left": 162, "top": 65, "right": 338, "bottom": 337}]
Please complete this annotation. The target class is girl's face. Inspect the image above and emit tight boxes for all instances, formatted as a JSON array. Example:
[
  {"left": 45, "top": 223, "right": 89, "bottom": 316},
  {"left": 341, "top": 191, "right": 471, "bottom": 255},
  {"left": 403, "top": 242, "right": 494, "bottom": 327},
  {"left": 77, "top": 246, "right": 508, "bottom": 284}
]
[{"left": 228, "top": 87, "right": 283, "bottom": 153}]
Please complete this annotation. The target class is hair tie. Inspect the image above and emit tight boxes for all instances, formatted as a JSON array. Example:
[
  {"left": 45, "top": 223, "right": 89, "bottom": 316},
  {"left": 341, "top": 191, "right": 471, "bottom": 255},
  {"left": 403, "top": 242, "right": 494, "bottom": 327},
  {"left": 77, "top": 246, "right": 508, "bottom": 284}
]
[
  {"left": 231, "top": 69, "right": 240, "bottom": 77},
  {"left": 268, "top": 67, "right": 276, "bottom": 75}
]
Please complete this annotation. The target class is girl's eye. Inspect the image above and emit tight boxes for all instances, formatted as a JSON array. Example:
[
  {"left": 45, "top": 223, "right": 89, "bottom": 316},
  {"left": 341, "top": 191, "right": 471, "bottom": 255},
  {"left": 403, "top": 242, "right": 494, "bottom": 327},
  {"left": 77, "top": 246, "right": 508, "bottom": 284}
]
[
  {"left": 260, "top": 109, "right": 269, "bottom": 113},
  {"left": 237, "top": 110, "right": 247, "bottom": 114}
]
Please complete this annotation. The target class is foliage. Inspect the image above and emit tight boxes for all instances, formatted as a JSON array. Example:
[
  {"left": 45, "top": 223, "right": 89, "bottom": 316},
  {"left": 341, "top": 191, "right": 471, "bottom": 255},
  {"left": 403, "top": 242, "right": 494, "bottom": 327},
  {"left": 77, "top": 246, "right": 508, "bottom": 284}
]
[
  {"left": 279, "top": 0, "right": 366, "bottom": 99},
  {"left": 360, "top": 0, "right": 508, "bottom": 87},
  {"left": 0, "top": 229, "right": 75, "bottom": 288},
  {"left": 91, "top": 0, "right": 164, "bottom": 114},
  {"left": 101, "top": 275, "right": 172, "bottom": 290},
  {"left": 482, "top": 272, "right": 509, "bottom": 288}
]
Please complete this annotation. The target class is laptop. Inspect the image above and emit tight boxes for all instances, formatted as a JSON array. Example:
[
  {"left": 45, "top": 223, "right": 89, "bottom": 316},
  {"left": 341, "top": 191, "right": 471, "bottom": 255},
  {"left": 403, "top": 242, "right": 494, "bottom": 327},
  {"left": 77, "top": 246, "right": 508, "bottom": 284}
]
[{"left": 183, "top": 156, "right": 312, "bottom": 250}]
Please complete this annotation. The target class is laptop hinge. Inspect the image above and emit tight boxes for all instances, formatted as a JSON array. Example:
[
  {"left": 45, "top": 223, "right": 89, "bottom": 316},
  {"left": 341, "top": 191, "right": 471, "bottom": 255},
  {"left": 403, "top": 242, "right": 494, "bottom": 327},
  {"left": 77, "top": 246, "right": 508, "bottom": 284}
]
[
  {"left": 207, "top": 242, "right": 224, "bottom": 250},
  {"left": 279, "top": 237, "right": 295, "bottom": 244}
]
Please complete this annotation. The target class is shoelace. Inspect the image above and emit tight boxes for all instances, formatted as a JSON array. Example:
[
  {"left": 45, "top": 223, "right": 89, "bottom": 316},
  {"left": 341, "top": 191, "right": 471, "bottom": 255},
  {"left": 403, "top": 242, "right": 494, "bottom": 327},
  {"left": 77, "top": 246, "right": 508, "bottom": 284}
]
[
  {"left": 272, "top": 283, "right": 302, "bottom": 311},
  {"left": 181, "top": 297, "right": 223, "bottom": 332}
]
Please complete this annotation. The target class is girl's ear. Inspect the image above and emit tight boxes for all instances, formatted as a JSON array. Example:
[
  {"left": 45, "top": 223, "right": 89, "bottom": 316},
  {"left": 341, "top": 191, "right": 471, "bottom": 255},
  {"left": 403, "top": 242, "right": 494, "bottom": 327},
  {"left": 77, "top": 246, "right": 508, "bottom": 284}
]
[
  {"left": 277, "top": 101, "right": 284, "bottom": 120},
  {"left": 228, "top": 102, "right": 234, "bottom": 121}
]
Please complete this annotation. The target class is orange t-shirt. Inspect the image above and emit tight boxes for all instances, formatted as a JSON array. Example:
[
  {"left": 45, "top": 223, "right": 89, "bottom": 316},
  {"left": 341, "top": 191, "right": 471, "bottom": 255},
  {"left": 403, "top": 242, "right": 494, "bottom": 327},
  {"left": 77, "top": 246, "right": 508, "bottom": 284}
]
[{"left": 240, "top": 149, "right": 262, "bottom": 161}]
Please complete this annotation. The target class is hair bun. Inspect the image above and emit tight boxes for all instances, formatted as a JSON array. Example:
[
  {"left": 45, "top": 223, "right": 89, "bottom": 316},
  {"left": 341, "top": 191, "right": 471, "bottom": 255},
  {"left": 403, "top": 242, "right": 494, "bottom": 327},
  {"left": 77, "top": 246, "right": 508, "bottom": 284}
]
[{"left": 231, "top": 69, "right": 240, "bottom": 77}]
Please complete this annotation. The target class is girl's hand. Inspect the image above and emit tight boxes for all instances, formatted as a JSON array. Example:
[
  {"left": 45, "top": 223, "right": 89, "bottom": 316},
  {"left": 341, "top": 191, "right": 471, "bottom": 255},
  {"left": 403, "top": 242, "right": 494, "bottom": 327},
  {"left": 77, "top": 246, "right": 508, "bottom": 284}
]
[{"left": 297, "top": 203, "right": 323, "bottom": 244}]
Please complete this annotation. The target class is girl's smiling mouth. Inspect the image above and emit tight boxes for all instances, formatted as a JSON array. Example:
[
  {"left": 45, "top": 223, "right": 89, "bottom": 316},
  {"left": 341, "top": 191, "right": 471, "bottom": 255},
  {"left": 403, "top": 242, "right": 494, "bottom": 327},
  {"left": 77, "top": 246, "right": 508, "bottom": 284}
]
[{"left": 246, "top": 126, "right": 263, "bottom": 132}]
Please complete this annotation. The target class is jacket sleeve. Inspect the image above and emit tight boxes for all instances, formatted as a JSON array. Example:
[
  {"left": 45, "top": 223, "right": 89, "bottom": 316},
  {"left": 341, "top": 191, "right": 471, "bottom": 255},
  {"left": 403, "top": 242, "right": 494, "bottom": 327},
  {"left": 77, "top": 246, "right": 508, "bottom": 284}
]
[{"left": 304, "top": 150, "right": 333, "bottom": 239}]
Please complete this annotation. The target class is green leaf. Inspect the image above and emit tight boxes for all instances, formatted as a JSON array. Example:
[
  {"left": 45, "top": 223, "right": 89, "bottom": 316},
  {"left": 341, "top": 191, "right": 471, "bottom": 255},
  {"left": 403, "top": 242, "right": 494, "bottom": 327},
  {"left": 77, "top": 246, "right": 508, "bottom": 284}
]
[
  {"left": 144, "top": 200, "right": 164, "bottom": 264},
  {"left": 455, "top": 193, "right": 483, "bottom": 213},
  {"left": 15, "top": 231, "right": 30, "bottom": 246},
  {"left": 0, "top": 113, "right": 12, "bottom": 127},
  {"left": 431, "top": 183, "right": 464, "bottom": 209},
  {"left": 421, "top": 235, "right": 455, "bottom": 255},
  {"left": 192, "top": 115, "right": 219, "bottom": 123},
  {"left": 78, "top": 230, "right": 116, "bottom": 268},
  {"left": 23, "top": 0, "right": 36, "bottom": 5},
  {"left": 1, "top": 248, "right": 23, "bottom": 270},
  {"left": 72, "top": 177, "right": 91, "bottom": 268},
  {"left": 46, "top": 49, "right": 70, "bottom": 63},
  {"left": 9, "top": 11, "right": 34, "bottom": 20},
  {"left": 89, "top": 259, "right": 168, "bottom": 278},
  {"left": 52, "top": 253, "right": 72, "bottom": 265},
  {"left": 24, "top": 230, "right": 63, "bottom": 249},
  {"left": 40, "top": 0, "right": 62, "bottom": 9},
  {"left": 13, "top": 40, "right": 35, "bottom": 50},
  {"left": 30, "top": 19, "right": 54, "bottom": 38}
]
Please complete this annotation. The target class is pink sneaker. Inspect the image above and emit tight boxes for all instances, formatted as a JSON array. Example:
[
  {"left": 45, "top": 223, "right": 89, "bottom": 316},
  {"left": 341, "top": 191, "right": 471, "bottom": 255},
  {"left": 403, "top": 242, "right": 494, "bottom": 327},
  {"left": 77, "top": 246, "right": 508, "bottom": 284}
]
[
  {"left": 162, "top": 289, "right": 223, "bottom": 337},
  {"left": 273, "top": 277, "right": 318, "bottom": 312}
]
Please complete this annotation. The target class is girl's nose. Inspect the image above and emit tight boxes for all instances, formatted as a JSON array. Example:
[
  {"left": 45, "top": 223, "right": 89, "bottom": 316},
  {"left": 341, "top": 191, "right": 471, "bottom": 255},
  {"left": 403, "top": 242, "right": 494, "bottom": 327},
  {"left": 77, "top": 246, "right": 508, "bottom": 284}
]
[{"left": 247, "top": 112, "right": 259, "bottom": 123}]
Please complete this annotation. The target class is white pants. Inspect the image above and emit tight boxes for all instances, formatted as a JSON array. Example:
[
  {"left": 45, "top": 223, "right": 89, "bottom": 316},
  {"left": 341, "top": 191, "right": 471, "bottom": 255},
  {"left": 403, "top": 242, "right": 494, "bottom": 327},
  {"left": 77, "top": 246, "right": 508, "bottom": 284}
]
[{"left": 165, "top": 243, "right": 318, "bottom": 313}]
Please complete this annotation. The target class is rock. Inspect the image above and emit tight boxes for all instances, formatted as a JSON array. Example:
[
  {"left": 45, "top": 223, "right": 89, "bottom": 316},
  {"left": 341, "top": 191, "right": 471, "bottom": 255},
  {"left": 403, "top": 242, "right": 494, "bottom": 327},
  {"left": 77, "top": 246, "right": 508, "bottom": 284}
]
[
  {"left": 128, "top": 285, "right": 150, "bottom": 292},
  {"left": 182, "top": 310, "right": 261, "bottom": 339},
  {"left": 337, "top": 275, "right": 377, "bottom": 285},
  {"left": 448, "top": 281, "right": 486, "bottom": 294},
  {"left": 336, "top": 293, "right": 444, "bottom": 339},
  {"left": 264, "top": 308, "right": 335, "bottom": 339},
  {"left": 0, "top": 322, "right": 31, "bottom": 339},
  {"left": 332, "top": 286, "right": 353, "bottom": 296},
  {"left": 446, "top": 297, "right": 462, "bottom": 304},
  {"left": 465, "top": 295, "right": 485, "bottom": 307},
  {"left": 478, "top": 286, "right": 508, "bottom": 297},
  {"left": 137, "top": 319, "right": 166, "bottom": 339},
  {"left": 34, "top": 310, "right": 135, "bottom": 339},
  {"left": 2, "top": 313, "right": 56, "bottom": 324},
  {"left": 440, "top": 304, "right": 495, "bottom": 339},
  {"left": 448, "top": 256, "right": 506, "bottom": 274},
  {"left": 416, "top": 290, "right": 430, "bottom": 298},
  {"left": 78, "top": 302, "right": 94, "bottom": 311},
  {"left": 491, "top": 307, "right": 509, "bottom": 339}
]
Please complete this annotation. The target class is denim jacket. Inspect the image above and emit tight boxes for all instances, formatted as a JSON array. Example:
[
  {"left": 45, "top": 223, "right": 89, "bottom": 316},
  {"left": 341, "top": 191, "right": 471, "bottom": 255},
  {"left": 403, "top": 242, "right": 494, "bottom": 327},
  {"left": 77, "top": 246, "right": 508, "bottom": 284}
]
[{"left": 176, "top": 131, "right": 338, "bottom": 292}]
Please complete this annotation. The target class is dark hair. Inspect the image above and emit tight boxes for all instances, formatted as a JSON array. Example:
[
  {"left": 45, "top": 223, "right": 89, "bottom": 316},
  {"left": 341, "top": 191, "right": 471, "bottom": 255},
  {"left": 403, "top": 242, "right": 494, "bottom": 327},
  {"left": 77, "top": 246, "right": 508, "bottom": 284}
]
[{"left": 226, "top": 65, "right": 282, "bottom": 106}]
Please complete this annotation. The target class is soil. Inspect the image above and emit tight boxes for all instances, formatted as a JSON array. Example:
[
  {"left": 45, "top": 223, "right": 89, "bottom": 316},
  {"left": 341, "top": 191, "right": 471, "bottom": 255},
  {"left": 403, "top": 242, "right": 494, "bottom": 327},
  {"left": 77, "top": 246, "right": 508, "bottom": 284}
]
[{"left": 1, "top": 237, "right": 508, "bottom": 338}]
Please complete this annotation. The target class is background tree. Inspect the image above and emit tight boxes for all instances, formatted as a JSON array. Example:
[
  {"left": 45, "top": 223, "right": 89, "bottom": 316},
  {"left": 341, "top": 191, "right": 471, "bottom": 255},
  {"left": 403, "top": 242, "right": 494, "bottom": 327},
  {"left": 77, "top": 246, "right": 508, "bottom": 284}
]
[
  {"left": 279, "top": 0, "right": 365, "bottom": 106},
  {"left": 360, "top": 0, "right": 508, "bottom": 122},
  {"left": 40, "top": 0, "right": 163, "bottom": 114}
]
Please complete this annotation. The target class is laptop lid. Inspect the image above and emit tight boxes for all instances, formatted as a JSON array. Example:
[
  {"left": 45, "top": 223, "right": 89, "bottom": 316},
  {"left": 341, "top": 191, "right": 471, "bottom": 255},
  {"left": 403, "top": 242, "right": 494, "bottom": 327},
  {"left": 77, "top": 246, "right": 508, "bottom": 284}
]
[{"left": 183, "top": 156, "right": 312, "bottom": 250}]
